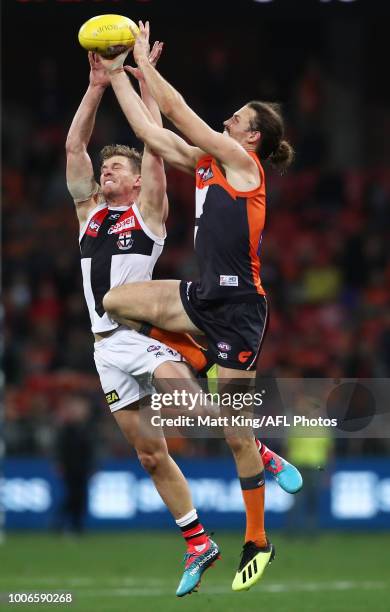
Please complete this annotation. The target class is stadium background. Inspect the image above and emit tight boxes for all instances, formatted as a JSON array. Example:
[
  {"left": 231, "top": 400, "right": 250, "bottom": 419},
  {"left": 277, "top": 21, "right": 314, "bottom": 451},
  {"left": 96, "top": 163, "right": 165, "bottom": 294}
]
[{"left": 2, "top": 1, "right": 390, "bottom": 610}]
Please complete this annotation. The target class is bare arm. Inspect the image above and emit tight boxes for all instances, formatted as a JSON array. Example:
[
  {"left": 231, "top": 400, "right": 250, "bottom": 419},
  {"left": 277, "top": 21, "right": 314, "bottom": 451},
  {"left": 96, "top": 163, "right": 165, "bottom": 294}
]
[
  {"left": 125, "top": 42, "right": 169, "bottom": 228},
  {"left": 133, "top": 22, "right": 256, "bottom": 176},
  {"left": 65, "top": 53, "right": 109, "bottom": 224},
  {"left": 125, "top": 42, "right": 165, "bottom": 128},
  {"left": 109, "top": 68, "right": 203, "bottom": 175}
]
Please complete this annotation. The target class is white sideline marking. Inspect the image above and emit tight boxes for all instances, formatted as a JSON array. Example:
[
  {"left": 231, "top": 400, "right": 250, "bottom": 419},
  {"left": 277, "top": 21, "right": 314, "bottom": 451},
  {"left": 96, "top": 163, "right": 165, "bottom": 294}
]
[
  {"left": 0, "top": 577, "right": 165, "bottom": 587},
  {"left": 77, "top": 581, "right": 388, "bottom": 597},
  {"left": 1, "top": 579, "right": 386, "bottom": 596},
  {"left": 75, "top": 581, "right": 389, "bottom": 598}
]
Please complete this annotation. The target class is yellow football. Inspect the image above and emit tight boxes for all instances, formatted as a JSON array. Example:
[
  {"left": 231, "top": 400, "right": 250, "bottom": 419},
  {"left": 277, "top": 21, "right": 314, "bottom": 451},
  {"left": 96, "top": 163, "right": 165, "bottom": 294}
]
[{"left": 78, "top": 14, "right": 139, "bottom": 57}]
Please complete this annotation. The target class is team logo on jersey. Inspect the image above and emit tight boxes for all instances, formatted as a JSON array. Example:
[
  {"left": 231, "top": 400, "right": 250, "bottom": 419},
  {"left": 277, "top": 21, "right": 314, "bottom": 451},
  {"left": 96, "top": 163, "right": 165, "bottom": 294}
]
[
  {"left": 108, "top": 212, "right": 121, "bottom": 221},
  {"left": 108, "top": 216, "right": 136, "bottom": 235},
  {"left": 238, "top": 350, "right": 253, "bottom": 364},
  {"left": 117, "top": 231, "right": 134, "bottom": 250},
  {"left": 220, "top": 275, "right": 238, "bottom": 287},
  {"left": 197, "top": 167, "right": 213, "bottom": 182},
  {"left": 105, "top": 389, "right": 120, "bottom": 405}
]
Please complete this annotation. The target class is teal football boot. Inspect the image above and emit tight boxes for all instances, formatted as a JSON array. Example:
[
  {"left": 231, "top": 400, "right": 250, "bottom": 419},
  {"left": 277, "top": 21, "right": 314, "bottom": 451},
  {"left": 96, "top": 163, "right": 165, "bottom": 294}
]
[{"left": 176, "top": 538, "right": 221, "bottom": 597}]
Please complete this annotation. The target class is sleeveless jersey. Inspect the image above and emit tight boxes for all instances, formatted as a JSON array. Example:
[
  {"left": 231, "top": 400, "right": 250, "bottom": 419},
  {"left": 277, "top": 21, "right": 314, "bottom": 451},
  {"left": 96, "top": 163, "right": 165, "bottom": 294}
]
[
  {"left": 79, "top": 202, "right": 164, "bottom": 333},
  {"left": 194, "top": 151, "right": 266, "bottom": 301}
]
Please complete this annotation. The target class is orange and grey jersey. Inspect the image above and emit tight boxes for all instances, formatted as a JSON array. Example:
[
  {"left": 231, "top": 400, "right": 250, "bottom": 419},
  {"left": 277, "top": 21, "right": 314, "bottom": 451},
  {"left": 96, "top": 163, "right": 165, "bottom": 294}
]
[
  {"left": 79, "top": 202, "right": 164, "bottom": 334},
  {"left": 194, "top": 152, "right": 266, "bottom": 302}
]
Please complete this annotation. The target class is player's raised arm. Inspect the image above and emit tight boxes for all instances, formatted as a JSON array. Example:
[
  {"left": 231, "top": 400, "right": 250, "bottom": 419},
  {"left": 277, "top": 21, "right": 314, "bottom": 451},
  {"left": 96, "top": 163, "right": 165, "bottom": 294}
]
[
  {"left": 100, "top": 52, "right": 204, "bottom": 176},
  {"left": 125, "top": 41, "right": 169, "bottom": 227},
  {"left": 133, "top": 21, "right": 257, "bottom": 177},
  {"left": 65, "top": 52, "right": 109, "bottom": 224},
  {"left": 125, "top": 41, "right": 164, "bottom": 129}
]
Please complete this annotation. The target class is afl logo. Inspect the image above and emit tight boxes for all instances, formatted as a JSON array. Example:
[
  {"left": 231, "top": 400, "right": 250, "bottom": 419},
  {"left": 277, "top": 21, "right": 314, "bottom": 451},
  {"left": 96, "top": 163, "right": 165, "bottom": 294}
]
[
  {"left": 86, "top": 219, "right": 101, "bottom": 237},
  {"left": 217, "top": 341, "right": 231, "bottom": 352},
  {"left": 117, "top": 231, "right": 134, "bottom": 251}
]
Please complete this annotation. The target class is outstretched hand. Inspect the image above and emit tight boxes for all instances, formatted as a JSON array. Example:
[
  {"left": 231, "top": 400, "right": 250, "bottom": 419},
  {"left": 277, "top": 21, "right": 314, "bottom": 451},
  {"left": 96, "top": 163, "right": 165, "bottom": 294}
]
[
  {"left": 132, "top": 20, "right": 151, "bottom": 66},
  {"left": 88, "top": 52, "right": 111, "bottom": 87},
  {"left": 99, "top": 49, "right": 130, "bottom": 74},
  {"left": 125, "top": 40, "right": 164, "bottom": 81},
  {"left": 98, "top": 21, "right": 158, "bottom": 78}
]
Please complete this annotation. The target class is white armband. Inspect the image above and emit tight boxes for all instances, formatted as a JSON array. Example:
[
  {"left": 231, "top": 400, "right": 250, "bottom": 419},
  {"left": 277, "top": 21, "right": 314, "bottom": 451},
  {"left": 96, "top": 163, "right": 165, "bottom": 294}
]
[{"left": 67, "top": 176, "right": 100, "bottom": 203}]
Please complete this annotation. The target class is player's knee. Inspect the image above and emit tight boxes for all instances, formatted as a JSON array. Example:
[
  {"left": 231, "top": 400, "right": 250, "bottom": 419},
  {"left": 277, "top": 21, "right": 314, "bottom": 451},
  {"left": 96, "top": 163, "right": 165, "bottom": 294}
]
[
  {"left": 225, "top": 434, "right": 252, "bottom": 455},
  {"left": 137, "top": 449, "right": 167, "bottom": 475},
  {"left": 103, "top": 288, "right": 120, "bottom": 318}
]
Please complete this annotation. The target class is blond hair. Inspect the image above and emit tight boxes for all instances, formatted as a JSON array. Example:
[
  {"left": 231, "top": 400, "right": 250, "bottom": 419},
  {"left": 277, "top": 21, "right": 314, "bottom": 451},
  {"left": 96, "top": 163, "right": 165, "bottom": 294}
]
[{"left": 100, "top": 144, "right": 142, "bottom": 173}]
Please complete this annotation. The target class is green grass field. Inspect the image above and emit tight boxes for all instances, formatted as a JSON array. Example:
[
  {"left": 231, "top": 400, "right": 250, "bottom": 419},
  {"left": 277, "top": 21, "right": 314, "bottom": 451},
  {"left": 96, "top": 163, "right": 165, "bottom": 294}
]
[{"left": 0, "top": 532, "right": 389, "bottom": 611}]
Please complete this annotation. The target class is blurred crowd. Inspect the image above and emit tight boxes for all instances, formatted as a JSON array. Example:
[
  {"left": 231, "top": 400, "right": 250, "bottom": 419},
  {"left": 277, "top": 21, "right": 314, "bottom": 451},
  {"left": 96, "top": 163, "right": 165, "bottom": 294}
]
[{"left": 3, "top": 41, "right": 390, "bottom": 460}]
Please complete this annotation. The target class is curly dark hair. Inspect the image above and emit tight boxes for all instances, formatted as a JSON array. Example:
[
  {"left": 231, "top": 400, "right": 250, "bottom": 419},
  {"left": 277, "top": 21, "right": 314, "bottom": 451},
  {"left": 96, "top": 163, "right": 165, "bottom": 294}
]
[{"left": 247, "top": 101, "right": 294, "bottom": 173}]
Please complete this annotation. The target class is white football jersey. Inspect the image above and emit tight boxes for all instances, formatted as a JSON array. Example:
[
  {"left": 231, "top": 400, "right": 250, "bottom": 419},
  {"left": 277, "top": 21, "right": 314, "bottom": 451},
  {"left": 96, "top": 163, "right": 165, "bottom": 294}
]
[{"left": 79, "top": 203, "right": 164, "bottom": 333}]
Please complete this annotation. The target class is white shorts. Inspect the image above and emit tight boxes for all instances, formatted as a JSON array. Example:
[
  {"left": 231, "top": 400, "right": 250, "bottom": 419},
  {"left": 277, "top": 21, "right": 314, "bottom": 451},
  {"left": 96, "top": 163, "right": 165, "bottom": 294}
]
[{"left": 93, "top": 326, "right": 183, "bottom": 412}]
